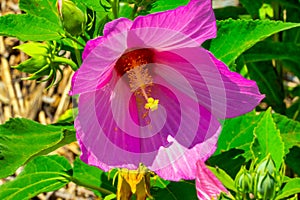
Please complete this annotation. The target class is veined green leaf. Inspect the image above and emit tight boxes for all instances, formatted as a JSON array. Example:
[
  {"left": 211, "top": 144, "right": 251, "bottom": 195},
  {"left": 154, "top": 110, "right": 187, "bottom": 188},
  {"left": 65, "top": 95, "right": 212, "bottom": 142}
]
[
  {"left": 210, "top": 19, "right": 300, "bottom": 65},
  {"left": 215, "top": 111, "right": 262, "bottom": 157},
  {"left": 243, "top": 41, "right": 300, "bottom": 64},
  {"left": 273, "top": 113, "right": 300, "bottom": 152},
  {"left": 251, "top": 108, "right": 285, "bottom": 168},
  {"left": 0, "top": 14, "right": 65, "bottom": 41},
  {"left": 275, "top": 178, "right": 300, "bottom": 200},
  {"left": 19, "top": 0, "right": 62, "bottom": 25},
  {"left": 207, "top": 166, "right": 237, "bottom": 192},
  {"left": 150, "top": 0, "right": 189, "bottom": 13},
  {"left": 0, "top": 118, "right": 75, "bottom": 178},
  {"left": 0, "top": 155, "right": 72, "bottom": 200},
  {"left": 73, "top": 158, "right": 116, "bottom": 196},
  {"left": 215, "top": 111, "right": 300, "bottom": 161}
]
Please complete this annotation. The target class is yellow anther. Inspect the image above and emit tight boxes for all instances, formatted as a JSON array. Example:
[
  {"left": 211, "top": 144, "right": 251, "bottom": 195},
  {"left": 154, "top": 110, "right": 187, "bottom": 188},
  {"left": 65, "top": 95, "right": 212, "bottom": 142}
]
[{"left": 144, "top": 97, "right": 159, "bottom": 111}]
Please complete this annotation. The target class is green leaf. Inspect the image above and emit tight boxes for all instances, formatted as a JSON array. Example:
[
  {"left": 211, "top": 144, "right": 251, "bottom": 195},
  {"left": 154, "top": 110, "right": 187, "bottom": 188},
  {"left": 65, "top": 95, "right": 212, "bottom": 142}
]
[
  {"left": 19, "top": 0, "right": 61, "bottom": 25},
  {"left": 214, "top": 111, "right": 300, "bottom": 164},
  {"left": 151, "top": 176, "right": 170, "bottom": 189},
  {"left": 72, "top": 158, "right": 116, "bottom": 196},
  {"left": 207, "top": 166, "right": 237, "bottom": 192},
  {"left": 0, "top": 118, "right": 75, "bottom": 178},
  {"left": 275, "top": 178, "right": 300, "bottom": 200},
  {"left": 0, "top": 155, "right": 72, "bottom": 200},
  {"left": 210, "top": 19, "right": 300, "bottom": 65},
  {"left": 74, "top": 0, "right": 107, "bottom": 13},
  {"left": 150, "top": 0, "right": 189, "bottom": 13},
  {"left": 119, "top": 2, "right": 133, "bottom": 18},
  {"left": 151, "top": 180, "right": 197, "bottom": 200},
  {"left": 209, "top": 149, "right": 246, "bottom": 178},
  {"left": 215, "top": 111, "right": 262, "bottom": 158},
  {"left": 0, "top": 14, "right": 65, "bottom": 41},
  {"left": 251, "top": 108, "right": 285, "bottom": 168},
  {"left": 243, "top": 41, "right": 300, "bottom": 64},
  {"left": 273, "top": 113, "right": 300, "bottom": 153}
]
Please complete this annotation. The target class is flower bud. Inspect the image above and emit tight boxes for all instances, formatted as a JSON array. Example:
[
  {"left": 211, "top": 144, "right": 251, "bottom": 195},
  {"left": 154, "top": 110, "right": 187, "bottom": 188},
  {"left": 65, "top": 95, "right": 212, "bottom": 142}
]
[
  {"left": 13, "top": 42, "right": 77, "bottom": 87},
  {"left": 58, "top": 0, "right": 86, "bottom": 36},
  {"left": 13, "top": 42, "right": 51, "bottom": 77},
  {"left": 256, "top": 172, "right": 276, "bottom": 200},
  {"left": 256, "top": 155, "right": 276, "bottom": 176},
  {"left": 14, "top": 42, "right": 49, "bottom": 57},
  {"left": 13, "top": 56, "right": 50, "bottom": 75},
  {"left": 235, "top": 166, "right": 252, "bottom": 193},
  {"left": 259, "top": 4, "right": 274, "bottom": 20},
  {"left": 253, "top": 155, "right": 279, "bottom": 199}
]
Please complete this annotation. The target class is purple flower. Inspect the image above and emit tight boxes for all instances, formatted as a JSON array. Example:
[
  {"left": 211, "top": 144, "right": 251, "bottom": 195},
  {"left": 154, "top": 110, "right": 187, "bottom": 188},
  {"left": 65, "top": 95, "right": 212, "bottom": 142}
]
[
  {"left": 196, "top": 160, "right": 229, "bottom": 199},
  {"left": 71, "top": 0, "right": 264, "bottom": 181}
]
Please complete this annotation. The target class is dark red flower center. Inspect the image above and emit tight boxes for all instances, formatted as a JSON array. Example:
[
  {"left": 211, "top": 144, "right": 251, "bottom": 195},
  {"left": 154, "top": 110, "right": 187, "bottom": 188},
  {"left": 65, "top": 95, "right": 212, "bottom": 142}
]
[
  {"left": 114, "top": 48, "right": 159, "bottom": 112},
  {"left": 114, "top": 48, "right": 154, "bottom": 76}
]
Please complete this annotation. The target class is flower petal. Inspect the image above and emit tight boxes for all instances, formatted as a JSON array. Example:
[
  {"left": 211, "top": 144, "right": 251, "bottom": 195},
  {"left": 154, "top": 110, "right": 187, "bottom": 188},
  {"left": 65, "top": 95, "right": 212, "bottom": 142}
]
[
  {"left": 70, "top": 33, "right": 128, "bottom": 95},
  {"left": 154, "top": 47, "right": 264, "bottom": 119},
  {"left": 154, "top": 48, "right": 227, "bottom": 119},
  {"left": 196, "top": 160, "right": 228, "bottom": 200},
  {"left": 103, "top": 17, "right": 132, "bottom": 38},
  {"left": 82, "top": 36, "right": 104, "bottom": 60},
  {"left": 208, "top": 53, "right": 265, "bottom": 118},
  {"left": 130, "top": 0, "right": 216, "bottom": 46},
  {"left": 153, "top": 125, "right": 221, "bottom": 181},
  {"left": 82, "top": 18, "right": 132, "bottom": 59}
]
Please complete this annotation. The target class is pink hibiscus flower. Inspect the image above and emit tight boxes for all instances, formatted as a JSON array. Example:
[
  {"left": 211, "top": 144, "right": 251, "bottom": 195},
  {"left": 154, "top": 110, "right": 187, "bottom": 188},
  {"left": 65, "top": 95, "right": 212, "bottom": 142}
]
[{"left": 71, "top": 0, "right": 264, "bottom": 181}]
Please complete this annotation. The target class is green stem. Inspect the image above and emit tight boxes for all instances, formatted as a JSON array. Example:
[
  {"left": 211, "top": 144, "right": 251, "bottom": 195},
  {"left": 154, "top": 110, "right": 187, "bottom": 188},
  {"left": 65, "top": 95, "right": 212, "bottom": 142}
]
[
  {"left": 65, "top": 32, "right": 85, "bottom": 48},
  {"left": 112, "top": 0, "right": 119, "bottom": 19},
  {"left": 53, "top": 56, "right": 78, "bottom": 71},
  {"left": 72, "top": 40, "right": 82, "bottom": 67},
  {"left": 130, "top": 4, "right": 138, "bottom": 20},
  {"left": 70, "top": 177, "right": 114, "bottom": 195}
]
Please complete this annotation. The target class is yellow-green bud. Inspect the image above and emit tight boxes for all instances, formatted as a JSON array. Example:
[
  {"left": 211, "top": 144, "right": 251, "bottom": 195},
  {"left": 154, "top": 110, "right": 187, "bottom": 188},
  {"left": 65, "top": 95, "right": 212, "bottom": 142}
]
[
  {"left": 13, "top": 56, "right": 50, "bottom": 75},
  {"left": 14, "top": 42, "right": 49, "bottom": 57},
  {"left": 13, "top": 42, "right": 51, "bottom": 75},
  {"left": 12, "top": 41, "right": 77, "bottom": 87}
]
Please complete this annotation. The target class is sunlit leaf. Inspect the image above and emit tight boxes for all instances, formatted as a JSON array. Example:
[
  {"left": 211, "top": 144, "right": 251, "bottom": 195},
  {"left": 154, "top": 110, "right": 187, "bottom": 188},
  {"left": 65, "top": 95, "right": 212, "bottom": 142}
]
[
  {"left": 210, "top": 19, "right": 300, "bottom": 65},
  {"left": 0, "top": 155, "right": 71, "bottom": 200},
  {"left": 275, "top": 178, "right": 300, "bottom": 200},
  {"left": 150, "top": 0, "right": 189, "bottom": 13},
  {"left": 19, "top": 0, "right": 61, "bottom": 25},
  {"left": 0, "top": 14, "right": 64, "bottom": 41},
  {"left": 251, "top": 108, "right": 285, "bottom": 168},
  {"left": 0, "top": 118, "right": 75, "bottom": 178},
  {"left": 73, "top": 158, "right": 116, "bottom": 197}
]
